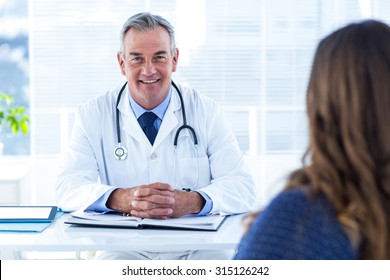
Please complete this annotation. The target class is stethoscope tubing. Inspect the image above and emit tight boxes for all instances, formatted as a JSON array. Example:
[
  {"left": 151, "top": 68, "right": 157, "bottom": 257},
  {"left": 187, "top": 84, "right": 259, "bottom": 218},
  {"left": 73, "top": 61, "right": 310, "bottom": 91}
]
[{"left": 114, "top": 80, "right": 198, "bottom": 156}]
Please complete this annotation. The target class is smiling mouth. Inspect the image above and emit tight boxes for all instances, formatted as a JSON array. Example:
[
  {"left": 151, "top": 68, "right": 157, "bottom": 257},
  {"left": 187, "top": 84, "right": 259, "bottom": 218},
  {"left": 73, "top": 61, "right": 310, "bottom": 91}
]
[{"left": 140, "top": 79, "right": 159, "bottom": 84}]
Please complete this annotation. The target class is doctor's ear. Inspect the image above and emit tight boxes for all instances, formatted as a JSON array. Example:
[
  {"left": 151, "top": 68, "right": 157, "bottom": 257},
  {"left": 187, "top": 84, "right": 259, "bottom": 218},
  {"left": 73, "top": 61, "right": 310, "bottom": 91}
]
[
  {"left": 172, "top": 48, "right": 179, "bottom": 72},
  {"left": 117, "top": 52, "right": 126, "bottom": 76}
]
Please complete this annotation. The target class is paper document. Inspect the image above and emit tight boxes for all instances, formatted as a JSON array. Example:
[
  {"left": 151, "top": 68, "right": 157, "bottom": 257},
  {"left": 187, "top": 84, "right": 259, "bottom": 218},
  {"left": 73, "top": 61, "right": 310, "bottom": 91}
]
[{"left": 65, "top": 211, "right": 226, "bottom": 231}]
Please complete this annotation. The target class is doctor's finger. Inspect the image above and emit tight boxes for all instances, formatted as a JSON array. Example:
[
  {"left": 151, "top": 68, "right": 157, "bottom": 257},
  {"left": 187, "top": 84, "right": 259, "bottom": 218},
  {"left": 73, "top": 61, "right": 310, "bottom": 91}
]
[
  {"left": 134, "top": 195, "right": 175, "bottom": 205},
  {"left": 146, "top": 182, "right": 174, "bottom": 191},
  {"left": 132, "top": 199, "right": 173, "bottom": 210},
  {"left": 134, "top": 188, "right": 175, "bottom": 198},
  {"left": 131, "top": 208, "right": 172, "bottom": 219}
]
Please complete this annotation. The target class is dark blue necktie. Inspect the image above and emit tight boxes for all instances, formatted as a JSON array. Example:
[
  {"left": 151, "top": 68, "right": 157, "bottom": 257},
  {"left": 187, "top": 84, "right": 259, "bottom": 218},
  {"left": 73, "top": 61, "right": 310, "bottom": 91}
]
[{"left": 138, "top": 112, "right": 158, "bottom": 145}]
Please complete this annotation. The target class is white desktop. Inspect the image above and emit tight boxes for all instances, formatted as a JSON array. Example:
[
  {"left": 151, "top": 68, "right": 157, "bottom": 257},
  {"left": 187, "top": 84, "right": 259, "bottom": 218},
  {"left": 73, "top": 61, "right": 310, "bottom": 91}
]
[{"left": 0, "top": 213, "right": 246, "bottom": 260}]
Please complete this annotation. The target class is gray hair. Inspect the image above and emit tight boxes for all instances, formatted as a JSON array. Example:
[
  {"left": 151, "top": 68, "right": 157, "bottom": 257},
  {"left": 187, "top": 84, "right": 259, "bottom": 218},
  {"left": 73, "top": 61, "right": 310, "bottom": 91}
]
[{"left": 119, "top": 12, "right": 176, "bottom": 58}]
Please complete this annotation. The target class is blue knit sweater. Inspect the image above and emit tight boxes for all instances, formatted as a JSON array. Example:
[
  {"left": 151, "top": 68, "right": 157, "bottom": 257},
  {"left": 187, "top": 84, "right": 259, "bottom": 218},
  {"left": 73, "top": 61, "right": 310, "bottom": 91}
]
[{"left": 234, "top": 189, "right": 358, "bottom": 259}]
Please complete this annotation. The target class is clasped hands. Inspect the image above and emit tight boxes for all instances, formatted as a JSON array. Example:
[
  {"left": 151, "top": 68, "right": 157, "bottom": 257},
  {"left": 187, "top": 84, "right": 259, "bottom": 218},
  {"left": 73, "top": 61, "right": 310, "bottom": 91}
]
[{"left": 106, "top": 182, "right": 205, "bottom": 219}]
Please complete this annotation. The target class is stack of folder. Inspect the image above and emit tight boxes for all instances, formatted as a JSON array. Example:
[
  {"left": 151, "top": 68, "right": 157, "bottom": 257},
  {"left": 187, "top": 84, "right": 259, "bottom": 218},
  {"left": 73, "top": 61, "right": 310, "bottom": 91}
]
[{"left": 0, "top": 206, "right": 62, "bottom": 233}]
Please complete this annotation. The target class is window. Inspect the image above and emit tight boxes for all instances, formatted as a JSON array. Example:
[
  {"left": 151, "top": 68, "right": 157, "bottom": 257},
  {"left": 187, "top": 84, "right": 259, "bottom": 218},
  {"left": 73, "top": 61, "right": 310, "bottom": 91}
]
[{"left": 0, "top": 0, "right": 29, "bottom": 155}]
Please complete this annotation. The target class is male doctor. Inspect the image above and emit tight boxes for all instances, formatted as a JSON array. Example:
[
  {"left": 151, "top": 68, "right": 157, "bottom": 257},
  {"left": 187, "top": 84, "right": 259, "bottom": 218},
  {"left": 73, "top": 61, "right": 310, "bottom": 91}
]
[{"left": 55, "top": 12, "right": 256, "bottom": 260}]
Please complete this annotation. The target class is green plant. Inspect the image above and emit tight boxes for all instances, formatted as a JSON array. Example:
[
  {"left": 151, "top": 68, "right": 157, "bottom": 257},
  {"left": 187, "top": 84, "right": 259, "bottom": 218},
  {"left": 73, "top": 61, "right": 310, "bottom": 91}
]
[{"left": 0, "top": 92, "right": 29, "bottom": 135}]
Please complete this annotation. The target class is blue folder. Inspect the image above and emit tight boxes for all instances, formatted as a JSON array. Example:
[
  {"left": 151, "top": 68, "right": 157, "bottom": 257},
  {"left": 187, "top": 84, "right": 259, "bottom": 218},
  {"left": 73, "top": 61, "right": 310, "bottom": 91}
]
[{"left": 0, "top": 212, "right": 64, "bottom": 232}]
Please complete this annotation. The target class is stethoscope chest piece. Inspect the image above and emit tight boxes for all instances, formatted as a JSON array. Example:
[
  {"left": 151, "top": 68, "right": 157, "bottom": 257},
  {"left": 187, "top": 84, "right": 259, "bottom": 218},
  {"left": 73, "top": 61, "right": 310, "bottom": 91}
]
[{"left": 114, "top": 145, "right": 128, "bottom": 160}]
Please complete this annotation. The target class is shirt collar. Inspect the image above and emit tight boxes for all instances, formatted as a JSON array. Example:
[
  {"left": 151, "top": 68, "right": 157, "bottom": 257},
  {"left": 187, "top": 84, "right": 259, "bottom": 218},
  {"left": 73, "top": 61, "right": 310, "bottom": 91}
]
[{"left": 128, "top": 86, "right": 172, "bottom": 120}]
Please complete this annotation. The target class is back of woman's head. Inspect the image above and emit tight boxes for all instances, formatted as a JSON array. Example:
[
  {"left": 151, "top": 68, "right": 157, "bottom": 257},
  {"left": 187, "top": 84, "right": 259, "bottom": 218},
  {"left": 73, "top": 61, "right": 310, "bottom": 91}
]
[
  {"left": 308, "top": 20, "right": 390, "bottom": 165},
  {"left": 295, "top": 20, "right": 390, "bottom": 259}
]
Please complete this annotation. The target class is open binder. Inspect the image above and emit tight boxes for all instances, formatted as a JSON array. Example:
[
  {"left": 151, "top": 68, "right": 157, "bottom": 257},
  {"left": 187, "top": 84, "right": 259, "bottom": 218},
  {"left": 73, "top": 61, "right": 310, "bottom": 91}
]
[{"left": 65, "top": 211, "right": 227, "bottom": 231}]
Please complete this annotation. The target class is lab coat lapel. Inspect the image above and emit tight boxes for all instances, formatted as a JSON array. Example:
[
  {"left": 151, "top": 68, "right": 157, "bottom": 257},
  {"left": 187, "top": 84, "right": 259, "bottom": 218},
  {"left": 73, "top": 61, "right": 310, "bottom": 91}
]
[
  {"left": 152, "top": 91, "right": 180, "bottom": 149},
  {"left": 117, "top": 88, "right": 149, "bottom": 145}
]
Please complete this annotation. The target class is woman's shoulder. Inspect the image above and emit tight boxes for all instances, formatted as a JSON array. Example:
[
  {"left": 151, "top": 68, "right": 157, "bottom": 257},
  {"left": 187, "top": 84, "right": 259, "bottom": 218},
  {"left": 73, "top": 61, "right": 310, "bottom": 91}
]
[
  {"left": 269, "top": 188, "right": 312, "bottom": 207},
  {"left": 235, "top": 188, "right": 357, "bottom": 259},
  {"left": 260, "top": 188, "right": 341, "bottom": 235},
  {"left": 264, "top": 188, "right": 325, "bottom": 218}
]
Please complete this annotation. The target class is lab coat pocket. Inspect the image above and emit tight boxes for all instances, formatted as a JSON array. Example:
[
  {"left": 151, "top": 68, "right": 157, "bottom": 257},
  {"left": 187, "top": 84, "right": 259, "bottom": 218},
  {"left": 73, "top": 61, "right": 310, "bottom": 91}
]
[{"left": 176, "top": 156, "right": 210, "bottom": 190}]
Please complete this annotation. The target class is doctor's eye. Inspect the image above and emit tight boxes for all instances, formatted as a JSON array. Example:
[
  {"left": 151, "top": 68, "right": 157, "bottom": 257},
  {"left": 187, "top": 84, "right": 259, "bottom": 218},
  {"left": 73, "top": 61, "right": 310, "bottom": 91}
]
[
  {"left": 130, "top": 57, "right": 144, "bottom": 65},
  {"left": 154, "top": 55, "right": 167, "bottom": 63}
]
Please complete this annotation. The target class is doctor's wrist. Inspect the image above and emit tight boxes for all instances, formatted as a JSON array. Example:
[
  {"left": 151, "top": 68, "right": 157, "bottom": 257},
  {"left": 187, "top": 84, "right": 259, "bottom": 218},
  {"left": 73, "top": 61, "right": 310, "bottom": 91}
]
[
  {"left": 106, "top": 188, "right": 132, "bottom": 212},
  {"left": 188, "top": 191, "right": 206, "bottom": 214}
]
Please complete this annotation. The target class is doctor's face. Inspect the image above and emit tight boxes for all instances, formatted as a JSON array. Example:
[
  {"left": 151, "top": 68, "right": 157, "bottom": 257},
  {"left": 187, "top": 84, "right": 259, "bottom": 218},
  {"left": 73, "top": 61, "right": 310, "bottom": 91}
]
[{"left": 117, "top": 26, "right": 179, "bottom": 110}]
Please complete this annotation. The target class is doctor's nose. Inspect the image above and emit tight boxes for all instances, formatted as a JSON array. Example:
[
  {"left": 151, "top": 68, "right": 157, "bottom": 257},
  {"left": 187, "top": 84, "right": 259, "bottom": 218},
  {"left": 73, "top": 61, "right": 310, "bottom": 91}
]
[{"left": 141, "top": 60, "right": 157, "bottom": 76}]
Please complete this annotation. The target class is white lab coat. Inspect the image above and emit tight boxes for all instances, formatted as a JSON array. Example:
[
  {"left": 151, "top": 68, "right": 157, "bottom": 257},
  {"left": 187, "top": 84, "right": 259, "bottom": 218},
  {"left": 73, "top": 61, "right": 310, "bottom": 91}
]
[{"left": 55, "top": 83, "right": 256, "bottom": 214}]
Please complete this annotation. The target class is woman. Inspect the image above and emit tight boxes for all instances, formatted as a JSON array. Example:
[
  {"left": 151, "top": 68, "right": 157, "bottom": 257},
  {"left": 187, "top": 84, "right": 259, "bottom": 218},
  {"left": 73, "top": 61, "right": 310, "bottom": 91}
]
[{"left": 235, "top": 20, "right": 390, "bottom": 259}]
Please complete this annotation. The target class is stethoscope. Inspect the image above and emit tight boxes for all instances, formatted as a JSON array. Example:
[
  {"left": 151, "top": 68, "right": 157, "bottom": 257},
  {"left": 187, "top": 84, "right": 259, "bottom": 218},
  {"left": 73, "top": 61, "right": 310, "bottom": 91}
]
[{"left": 114, "top": 81, "right": 199, "bottom": 191}]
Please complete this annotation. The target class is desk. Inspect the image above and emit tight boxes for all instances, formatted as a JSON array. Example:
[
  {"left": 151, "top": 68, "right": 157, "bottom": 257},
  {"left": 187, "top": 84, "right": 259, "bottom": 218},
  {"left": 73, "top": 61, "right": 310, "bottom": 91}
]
[{"left": 0, "top": 213, "right": 246, "bottom": 259}]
